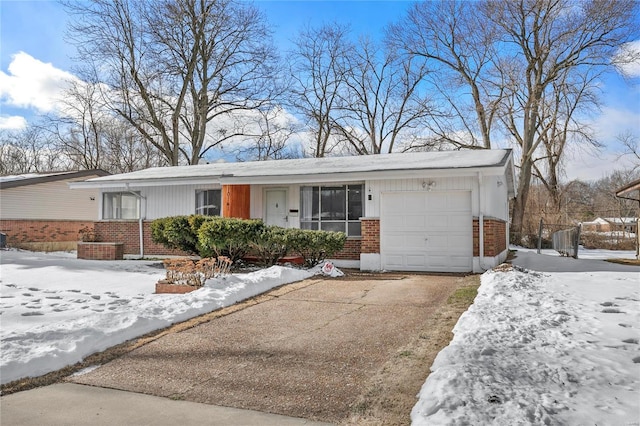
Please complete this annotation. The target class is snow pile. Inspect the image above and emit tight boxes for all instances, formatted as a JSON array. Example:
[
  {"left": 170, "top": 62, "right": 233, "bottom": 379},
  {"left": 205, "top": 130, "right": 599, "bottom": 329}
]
[
  {"left": 412, "top": 267, "right": 640, "bottom": 425},
  {"left": 0, "top": 250, "right": 313, "bottom": 385}
]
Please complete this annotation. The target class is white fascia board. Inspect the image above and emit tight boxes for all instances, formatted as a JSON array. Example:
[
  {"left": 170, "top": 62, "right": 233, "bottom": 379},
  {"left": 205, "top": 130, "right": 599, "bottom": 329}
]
[
  {"left": 220, "top": 166, "right": 508, "bottom": 185},
  {"left": 69, "top": 177, "right": 221, "bottom": 189}
]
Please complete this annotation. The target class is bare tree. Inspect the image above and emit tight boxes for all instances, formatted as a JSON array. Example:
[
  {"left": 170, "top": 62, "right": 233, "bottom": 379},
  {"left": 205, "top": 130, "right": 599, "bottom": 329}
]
[
  {"left": 64, "top": 0, "right": 280, "bottom": 166},
  {"left": 616, "top": 131, "right": 640, "bottom": 170},
  {"left": 388, "top": 0, "right": 501, "bottom": 149},
  {"left": 529, "top": 70, "right": 600, "bottom": 217},
  {"left": 334, "top": 37, "right": 433, "bottom": 154},
  {"left": 289, "top": 23, "right": 352, "bottom": 157},
  {"left": 233, "top": 107, "right": 302, "bottom": 161},
  {"left": 0, "top": 125, "right": 65, "bottom": 174},
  {"left": 391, "top": 0, "right": 638, "bottom": 243}
]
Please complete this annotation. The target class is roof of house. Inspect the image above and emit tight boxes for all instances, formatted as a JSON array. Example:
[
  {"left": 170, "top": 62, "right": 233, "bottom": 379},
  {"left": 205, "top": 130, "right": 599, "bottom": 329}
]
[
  {"left": 582, "top": 217, "right": 609, "bottom": 225},
  {"left": 603, "top": 217, "right": 638, "bottom": 225},
  {"left": 0, "top": 170, "right": 110, "bottom": 190},
  {"left": 71, "top": 149, "right": 515, "bottom": 194}
]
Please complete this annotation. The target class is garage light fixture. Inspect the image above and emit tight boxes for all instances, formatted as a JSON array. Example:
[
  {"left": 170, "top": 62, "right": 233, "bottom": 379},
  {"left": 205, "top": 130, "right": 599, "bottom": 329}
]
[{"left": 422, "top": 180, "right": 436, "bottom": 191}]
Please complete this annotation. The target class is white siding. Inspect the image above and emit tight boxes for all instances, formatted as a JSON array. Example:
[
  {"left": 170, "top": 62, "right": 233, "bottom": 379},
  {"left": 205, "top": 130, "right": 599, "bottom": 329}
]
[
  {"left": 481, "top": 175, "right": 510, "bottom": 220},
  {"left": 1, "top": 179, "right": 101, "bottom": 220},
  {"left": 104, "top": 184, "right": 221, "bottom": 220}
]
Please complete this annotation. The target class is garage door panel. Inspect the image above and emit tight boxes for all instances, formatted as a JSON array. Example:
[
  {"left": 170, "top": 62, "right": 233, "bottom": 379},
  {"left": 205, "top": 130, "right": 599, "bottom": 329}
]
[
  {"left": 382, "top": 191, "right": 472, "bottom": 272},
  {"left": 384, "top": 255, "right": 404, "bottom": 268},
  {"left": 405, "top": 215, "right": 427, "bottom": 229},
  {"left": 447, "top": 193, "right": 472, "bottom": 210},
  {"left": 406, "top": 255, "right": 427, "bottom": 267},
  {"left": 405, "top": 196, "right": 426, "bottom": 211}
]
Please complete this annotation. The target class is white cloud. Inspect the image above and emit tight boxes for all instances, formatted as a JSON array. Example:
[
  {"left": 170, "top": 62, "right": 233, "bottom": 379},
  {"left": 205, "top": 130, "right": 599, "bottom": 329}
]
[
  {"left": 0, "top": 51, "right": 77, "bottom": 113},
  {"left": 615, "top": 40, "right": 640, "bottom": 78},
  {"left": 592, "top": 106, "right": 640, "bottom": 145},
  {"left": 0, "top": 115, "right": 27, "bottom": 130},
  {"left": 563, "top": 149, "right": 634, "bottom": 181}
]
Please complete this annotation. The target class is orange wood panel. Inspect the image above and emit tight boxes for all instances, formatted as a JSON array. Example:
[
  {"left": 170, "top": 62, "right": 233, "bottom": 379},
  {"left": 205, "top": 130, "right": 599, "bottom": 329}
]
[{"left": 222, "top": 184, "right": 251, "bottom": 219}]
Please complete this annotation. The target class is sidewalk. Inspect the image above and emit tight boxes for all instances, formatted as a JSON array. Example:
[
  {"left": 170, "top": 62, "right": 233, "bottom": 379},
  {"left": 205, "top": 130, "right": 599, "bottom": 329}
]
[{"left": 0, "top": 383, "right": 332, "bottom": 426}]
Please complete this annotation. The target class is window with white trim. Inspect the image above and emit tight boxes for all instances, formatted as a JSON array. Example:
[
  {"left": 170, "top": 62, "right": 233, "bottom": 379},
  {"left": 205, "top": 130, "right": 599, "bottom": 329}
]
[
  {"left": 103, "top": 192, "right": 140, "bottom": 219},
  {"left": 300, "top": 184, "right": 363, "bottom": 236},
  {"left": 195, "top": 189, "right": 221, "bottom": 216}
]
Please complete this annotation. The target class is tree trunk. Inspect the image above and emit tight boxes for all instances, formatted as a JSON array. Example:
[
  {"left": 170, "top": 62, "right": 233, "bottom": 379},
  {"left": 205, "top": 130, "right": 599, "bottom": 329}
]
[{"left": 511, "top": 156, "right": 534, "bottom": 245}]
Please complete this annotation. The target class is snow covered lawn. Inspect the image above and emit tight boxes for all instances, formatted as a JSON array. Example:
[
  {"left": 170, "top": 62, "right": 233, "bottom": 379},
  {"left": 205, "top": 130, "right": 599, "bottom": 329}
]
[
  {"left": 0, "top": 250, "right": 313, "bottom": 385},
  {"left": 412, "top": 264, "right": 640, "bottom": 424}
]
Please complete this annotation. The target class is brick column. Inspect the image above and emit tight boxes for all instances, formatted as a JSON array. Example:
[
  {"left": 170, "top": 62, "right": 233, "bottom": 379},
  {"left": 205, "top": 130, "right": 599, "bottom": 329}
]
[
  {"left": 473, "top": 218, "right": 507, "bottom": 257},
  {"left": 361, "top": 218, "right": 380, "bottom": 253}
]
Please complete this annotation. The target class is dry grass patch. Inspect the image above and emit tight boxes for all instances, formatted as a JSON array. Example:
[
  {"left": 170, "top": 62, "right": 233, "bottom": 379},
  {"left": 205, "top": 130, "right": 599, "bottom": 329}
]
[
  {"left": 605, "top": 258, "right": 640, "bottom": 266},
  {"left": 343, "top": 274, "right": 480, "bottom": 426},
  {"left": 12, "top": 242, "right": 77, "bottom": 252}
]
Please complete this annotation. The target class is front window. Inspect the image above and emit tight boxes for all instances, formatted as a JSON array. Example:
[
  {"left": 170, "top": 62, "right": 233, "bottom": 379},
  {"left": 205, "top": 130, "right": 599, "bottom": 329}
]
[
  {"left": 195, "top": 189, "right": 221, "bottom": 216},
  {"left": 300, "top": 184, "right": 363, "bottom": 236},
  {"left": 103, "top": 192, "right": 140, "bottom": 219}
]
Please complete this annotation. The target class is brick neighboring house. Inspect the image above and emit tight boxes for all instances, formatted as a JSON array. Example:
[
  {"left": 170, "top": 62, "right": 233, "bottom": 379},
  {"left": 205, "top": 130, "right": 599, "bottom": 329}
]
[
  {"left": 0, "top": 170, "right": 109, "bottom": 246},
  {"left": 70, "top": 150, "right": 516, "bottom": 273}
]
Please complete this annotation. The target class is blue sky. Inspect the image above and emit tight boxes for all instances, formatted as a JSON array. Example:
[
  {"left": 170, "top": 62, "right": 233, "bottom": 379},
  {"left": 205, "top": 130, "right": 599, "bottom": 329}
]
[{"left": 1, "top": 0, "right": 639, "bottom": 180}]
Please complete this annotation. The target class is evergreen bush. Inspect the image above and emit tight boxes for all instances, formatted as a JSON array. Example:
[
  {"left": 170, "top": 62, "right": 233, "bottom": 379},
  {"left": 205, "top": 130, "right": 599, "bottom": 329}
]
[{"left": 198, "top": 218, "right": 265, "bottom": 262}]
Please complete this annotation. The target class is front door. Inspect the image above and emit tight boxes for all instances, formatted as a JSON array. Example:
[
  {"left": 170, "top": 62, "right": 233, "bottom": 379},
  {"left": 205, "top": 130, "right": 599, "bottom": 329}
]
[{"left": 265, "top": 189, "right": 288, "bottom": 227}]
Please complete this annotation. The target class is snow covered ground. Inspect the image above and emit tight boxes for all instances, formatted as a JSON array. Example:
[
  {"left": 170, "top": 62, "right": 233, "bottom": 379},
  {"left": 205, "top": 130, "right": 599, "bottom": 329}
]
[
  {"left": 0, "top": 249, "right": 313, "bottom": 385},
  {"left": 412, "top": 249, "right": 640, "bottom": 425},
  {"left": 3, "top": 248, "right": 639, "bottom": 424}
]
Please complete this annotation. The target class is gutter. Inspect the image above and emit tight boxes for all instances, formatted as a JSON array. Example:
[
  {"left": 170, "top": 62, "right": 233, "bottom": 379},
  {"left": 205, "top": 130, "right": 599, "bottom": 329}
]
[{"left": 125, "top": 184, "right": 146, "bottom": 259}]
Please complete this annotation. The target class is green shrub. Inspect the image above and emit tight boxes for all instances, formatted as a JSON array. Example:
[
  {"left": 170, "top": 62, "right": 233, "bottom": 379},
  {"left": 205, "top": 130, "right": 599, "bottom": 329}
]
[
  {"left": 250, "top": 226, "right": 290, "bottom": 266},
  {"left": 151, "top": 215, "right": 212, "bottom": 256},
  {"left": 286, "top": 228, "right": 347, "bottom": 267},
  {"left": 198, "top": 218, "right": 266, "bottom": 263}
]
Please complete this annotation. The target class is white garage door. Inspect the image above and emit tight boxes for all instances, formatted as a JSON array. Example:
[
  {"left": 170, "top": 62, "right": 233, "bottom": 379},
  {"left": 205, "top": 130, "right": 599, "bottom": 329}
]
[{"left": 381, "top": 191, "right": 472, "bottom": 272}]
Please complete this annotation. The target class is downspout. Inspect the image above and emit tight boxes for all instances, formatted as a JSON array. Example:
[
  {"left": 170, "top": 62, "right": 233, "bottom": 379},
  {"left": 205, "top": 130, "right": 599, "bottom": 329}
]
[
  {"left": 478, "top": 172, "right": 486, "bottom": 271},
  {"left": 125, "top": 184, "right": 146, "bottom": 258}
]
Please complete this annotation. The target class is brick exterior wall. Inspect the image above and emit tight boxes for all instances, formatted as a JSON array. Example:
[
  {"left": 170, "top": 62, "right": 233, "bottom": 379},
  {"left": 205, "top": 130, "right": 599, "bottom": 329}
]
[
  {"left": 473, "top": 218, "right": 507, "bottom": 257},
  {"left": 0, "top": 219, "right": 95, "bottom": 245},
  {"left": 94, "top": 221, "right": 188, "bottom": 256},
  {"left": 333, "top": 237, "right": 361, "bottom": 260},
  {"left": 361, "top": 218, "right": 380, "bottom": 253},
  {"left": 77, "top": 242, "right": 124, "bottom": 260}
]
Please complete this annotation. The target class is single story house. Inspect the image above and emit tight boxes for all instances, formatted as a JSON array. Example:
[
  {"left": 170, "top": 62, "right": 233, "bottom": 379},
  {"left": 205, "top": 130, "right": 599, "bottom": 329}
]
[
  {"left": 0, "top": 170, "right": 109, "bottom": 246},
  {"left": 581, "top": 217, "right": 638, "bottom": 234},
  {"left": 70, "top": 150, "right": 515, "bottom": 273}
]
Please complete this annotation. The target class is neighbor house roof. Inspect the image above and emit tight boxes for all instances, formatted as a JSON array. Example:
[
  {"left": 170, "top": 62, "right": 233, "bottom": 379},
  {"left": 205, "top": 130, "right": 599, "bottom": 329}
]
[
  {"left": 616, "top": 177, "right": 640, "bottom": 202},
  {"left": 581, "top": 217, "right": 609, "bottom": 225},
  {"left": 603, "top": 217, "right": 638, "bottom": 225},
  {"left": 0, "top": 170, "right": 110, "bottom": 190},
  {"left": 70, "top": 149, "right": 515, "bottom": 195}
]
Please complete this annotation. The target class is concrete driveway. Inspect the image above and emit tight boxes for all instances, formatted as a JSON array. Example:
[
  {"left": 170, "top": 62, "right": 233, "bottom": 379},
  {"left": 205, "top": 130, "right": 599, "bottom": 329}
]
[{"left": 52, "top": 273, "right": 469, "bottom": 424}]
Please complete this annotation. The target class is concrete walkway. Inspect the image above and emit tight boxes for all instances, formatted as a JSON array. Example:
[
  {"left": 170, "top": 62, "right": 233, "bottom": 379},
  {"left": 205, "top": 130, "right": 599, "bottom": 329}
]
[{"left": 1, "top": 383, "right": 330, "bottom": 426}]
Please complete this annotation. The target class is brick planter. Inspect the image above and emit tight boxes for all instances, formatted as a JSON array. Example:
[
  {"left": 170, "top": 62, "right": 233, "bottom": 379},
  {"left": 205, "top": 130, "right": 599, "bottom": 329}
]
[
  {"left": 155, "top": 280, "right": 200, "bottom": 294},
  {"left": 77, "top": 242, "right": 124, "bottom": 260}
]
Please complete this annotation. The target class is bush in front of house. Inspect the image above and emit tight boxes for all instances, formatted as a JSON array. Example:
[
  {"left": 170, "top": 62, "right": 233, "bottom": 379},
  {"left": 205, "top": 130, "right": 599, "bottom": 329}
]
[
  {"left": 198, "top": 217, "right": 266, "bottom": 263},
  {"left": 154, "top": 215, "right": 348, "bottom": 268},
  {"left": 151, "top": 215, "right": 212, "bottom": 256},
  {"left": 249, "top": 226, "right": 290, "bottom": 266},
  {"left": 286, "top": 228, "right": 347, "bottom": 268}
]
